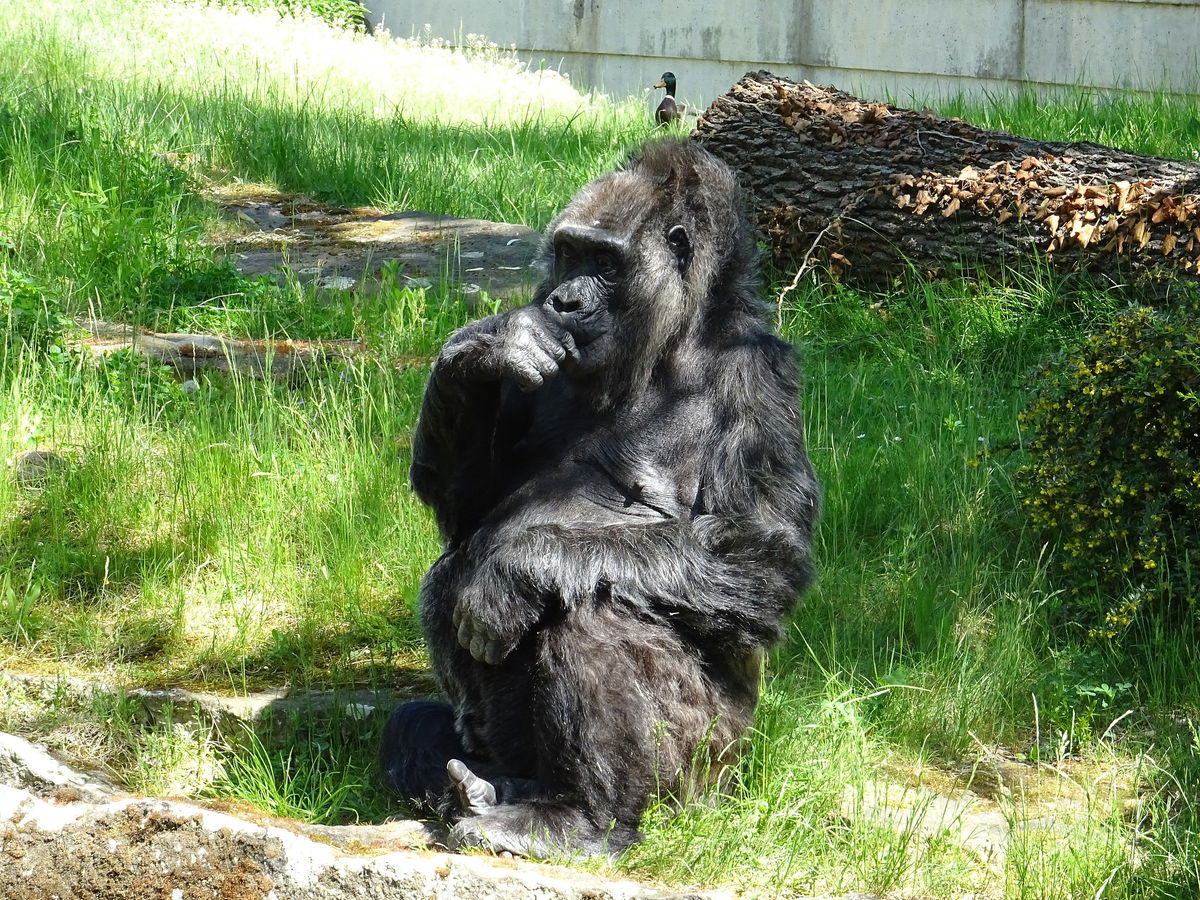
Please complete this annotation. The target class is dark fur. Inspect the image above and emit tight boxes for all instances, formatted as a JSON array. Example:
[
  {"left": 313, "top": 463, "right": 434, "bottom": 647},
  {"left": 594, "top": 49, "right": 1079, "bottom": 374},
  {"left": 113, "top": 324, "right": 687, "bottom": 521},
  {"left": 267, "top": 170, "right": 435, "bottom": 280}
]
[{"left": 379, "top": 140, "right": 820, "bottom": 857}]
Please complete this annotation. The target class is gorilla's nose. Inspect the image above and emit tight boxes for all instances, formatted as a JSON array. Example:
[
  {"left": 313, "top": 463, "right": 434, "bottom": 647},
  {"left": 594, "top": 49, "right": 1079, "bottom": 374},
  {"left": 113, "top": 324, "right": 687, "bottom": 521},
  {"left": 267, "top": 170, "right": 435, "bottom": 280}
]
[{"left": 551, "top": 293, "right": 582, "bottom": 314}]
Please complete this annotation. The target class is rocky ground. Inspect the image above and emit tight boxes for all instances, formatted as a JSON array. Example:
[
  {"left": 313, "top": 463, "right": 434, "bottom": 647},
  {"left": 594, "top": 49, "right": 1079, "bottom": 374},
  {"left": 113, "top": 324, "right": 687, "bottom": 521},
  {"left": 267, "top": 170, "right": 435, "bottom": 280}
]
[
  {"left": 209, "top": 183, "right": 546, "bottom": 302},
  {"left": 0, "top": 728, "right": 727, "bottom": 900},
  {"left": 0, "top": 669, "right": 1134, "bottom": 899}
]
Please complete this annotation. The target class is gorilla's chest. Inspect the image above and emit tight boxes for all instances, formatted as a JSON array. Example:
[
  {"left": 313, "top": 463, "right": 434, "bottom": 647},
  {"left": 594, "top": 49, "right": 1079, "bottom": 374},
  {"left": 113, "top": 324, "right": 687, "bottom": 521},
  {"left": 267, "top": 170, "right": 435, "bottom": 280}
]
[{"left": 493, "top": 386, "right": 707, "bottom": 526}]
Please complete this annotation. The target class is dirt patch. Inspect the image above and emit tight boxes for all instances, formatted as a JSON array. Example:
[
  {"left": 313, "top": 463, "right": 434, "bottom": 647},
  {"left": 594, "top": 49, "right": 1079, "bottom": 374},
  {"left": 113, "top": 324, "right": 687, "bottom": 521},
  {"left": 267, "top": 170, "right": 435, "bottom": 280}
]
[
  {"left": 208, "top": 185, "right": 545, "bottom": 302},
  {"left": 1, "top": 801, "right": 290, "bottom": 900}
]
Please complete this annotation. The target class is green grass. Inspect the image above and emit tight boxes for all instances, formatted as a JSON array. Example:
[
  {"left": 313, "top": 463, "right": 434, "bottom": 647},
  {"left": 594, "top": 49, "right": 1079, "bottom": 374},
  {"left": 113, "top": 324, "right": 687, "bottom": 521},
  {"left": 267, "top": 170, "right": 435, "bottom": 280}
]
[
  {"left": 3, "top": 0, "right": 1200, "bottom": 897},
  {"left": 938, "top": 88, "right": 1200, "bottom": 160},
  {"left": 0, "top": 0, "right": 652, "bottom": 328}
]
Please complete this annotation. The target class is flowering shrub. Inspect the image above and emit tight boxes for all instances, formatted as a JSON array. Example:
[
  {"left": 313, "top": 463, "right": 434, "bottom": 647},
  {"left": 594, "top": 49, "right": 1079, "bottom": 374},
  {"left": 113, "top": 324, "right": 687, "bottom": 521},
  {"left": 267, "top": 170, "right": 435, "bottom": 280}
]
[{"left": 1016, "top": 304, "right": 1200, "bottom": 638}]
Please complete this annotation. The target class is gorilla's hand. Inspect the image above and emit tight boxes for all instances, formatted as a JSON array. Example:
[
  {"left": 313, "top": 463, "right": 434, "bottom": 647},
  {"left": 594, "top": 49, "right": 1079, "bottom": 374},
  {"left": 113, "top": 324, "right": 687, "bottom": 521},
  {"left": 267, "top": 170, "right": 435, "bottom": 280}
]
[
  {"left": 438, "top": 306, "right": 579, "bottom": 392},
  {"left": 443, "top": 306, "right": 578, "bottom": 392},
  {"left": 495, "top": 306, "right": 579, "bottom": 391},
  {"left": 451, "top": 550, "right": 546, "bottom": 665},
  {"left": 452, "top": 600, "right": 519, "bottom": 666}
]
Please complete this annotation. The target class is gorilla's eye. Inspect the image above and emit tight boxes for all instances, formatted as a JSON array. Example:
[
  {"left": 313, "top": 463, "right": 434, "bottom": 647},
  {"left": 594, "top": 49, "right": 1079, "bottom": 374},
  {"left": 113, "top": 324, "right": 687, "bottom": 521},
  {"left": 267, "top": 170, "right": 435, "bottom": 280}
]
[
  {"left": 595, "top": 250, "right": 619, "bottom": 279},
  {"left": 556, "top": 243, "right": 577, "bottom": 268}
]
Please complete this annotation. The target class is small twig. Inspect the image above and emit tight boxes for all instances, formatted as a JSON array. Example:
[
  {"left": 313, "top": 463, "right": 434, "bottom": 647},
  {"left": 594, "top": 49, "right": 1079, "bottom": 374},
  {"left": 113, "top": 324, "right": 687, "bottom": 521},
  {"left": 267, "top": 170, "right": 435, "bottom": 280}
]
[
  {"left": 774, "top": 194, "right": 863, "bottom": 331},
  {"left": 775, "top": 222, "right": 836, "bottom": 331},
  {"left": 915, "top": 129, "right": 989, "bottom": 152}
]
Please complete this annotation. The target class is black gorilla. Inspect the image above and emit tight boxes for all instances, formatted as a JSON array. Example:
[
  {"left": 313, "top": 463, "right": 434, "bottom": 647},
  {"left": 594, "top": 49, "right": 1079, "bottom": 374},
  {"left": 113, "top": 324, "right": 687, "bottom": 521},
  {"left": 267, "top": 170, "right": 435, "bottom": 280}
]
[{"left": 380, "top": 139, "right": 819, "bottom": 857}]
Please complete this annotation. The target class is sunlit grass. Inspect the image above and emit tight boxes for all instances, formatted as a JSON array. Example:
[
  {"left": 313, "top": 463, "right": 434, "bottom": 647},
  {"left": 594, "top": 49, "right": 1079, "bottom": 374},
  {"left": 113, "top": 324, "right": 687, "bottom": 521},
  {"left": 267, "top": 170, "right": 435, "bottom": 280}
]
[
  {"left": 0, "top": 0, "right": 654, "bottom": 325},
  {"left": 4, "top": 0, "right": 601, "bottom": 124},
  {"left": 1, "top": 0, "right": 1200, "bottom": 896},
  {"left": 941, "top": 88, "right": 1200, "bottom": 161},
  {"left": 0, "top": 342, "right": 442, "bottom": 685}
]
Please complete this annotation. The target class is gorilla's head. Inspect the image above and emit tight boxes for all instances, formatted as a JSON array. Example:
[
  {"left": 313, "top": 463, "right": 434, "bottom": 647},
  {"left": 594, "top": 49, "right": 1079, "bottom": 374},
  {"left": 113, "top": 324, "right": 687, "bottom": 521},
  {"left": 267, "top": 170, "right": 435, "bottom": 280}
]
[{"left": 534, "top": 140, "right": 761, "bottom": 400}]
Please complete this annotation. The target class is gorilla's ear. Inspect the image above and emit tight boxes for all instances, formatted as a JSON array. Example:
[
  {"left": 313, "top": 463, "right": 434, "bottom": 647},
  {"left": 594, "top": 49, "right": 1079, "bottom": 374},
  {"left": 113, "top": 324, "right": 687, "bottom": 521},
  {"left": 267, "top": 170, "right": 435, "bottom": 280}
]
[{"left": 667, "top": 225, "right": 691, "bottom": 273}]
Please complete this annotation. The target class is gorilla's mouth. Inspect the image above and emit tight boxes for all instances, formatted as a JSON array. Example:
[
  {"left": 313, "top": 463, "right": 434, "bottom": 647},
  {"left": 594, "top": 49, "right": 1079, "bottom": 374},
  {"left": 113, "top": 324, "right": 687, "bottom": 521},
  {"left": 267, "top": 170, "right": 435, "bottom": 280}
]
[
  {"left": 546, "top": 301, "right": 610, "bottom": 349},
  {"left": 572, "top": 326, "right": 606, "bottom": 349}
]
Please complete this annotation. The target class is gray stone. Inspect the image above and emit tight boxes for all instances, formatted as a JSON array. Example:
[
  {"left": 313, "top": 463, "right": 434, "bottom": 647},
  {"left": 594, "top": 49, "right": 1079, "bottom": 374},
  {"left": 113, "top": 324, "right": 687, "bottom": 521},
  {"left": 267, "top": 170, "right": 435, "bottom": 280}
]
[
  {"left": 0, "top": 780, "right": 732, "bottom": 900},
  {"left": 10, "top": 449, "right": 66, "bottom": 489},
  {"left": 0, "top": 732, "right": 121, "bottom": 803},
  {"left": 210, "top": 187, "right": 544, "bottom": 302}
]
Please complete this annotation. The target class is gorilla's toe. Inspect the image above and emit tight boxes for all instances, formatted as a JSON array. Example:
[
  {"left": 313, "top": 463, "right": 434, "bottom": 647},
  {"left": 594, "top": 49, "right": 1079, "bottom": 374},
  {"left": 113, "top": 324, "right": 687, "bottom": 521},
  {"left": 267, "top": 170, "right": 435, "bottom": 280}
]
[{"left": 447, "top": 758, "right": 497, "bottom": 816}]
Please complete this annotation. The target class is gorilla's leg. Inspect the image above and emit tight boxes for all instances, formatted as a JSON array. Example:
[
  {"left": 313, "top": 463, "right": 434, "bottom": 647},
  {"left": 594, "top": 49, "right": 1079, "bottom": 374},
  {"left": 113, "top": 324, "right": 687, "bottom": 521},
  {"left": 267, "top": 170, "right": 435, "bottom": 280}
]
[
  {"left": 380, "top": 698, "right": 541, "bottom": 818},
  {"left": 447, "top": 602, "right": 756, "bottom": 858},
  {"left": 378, "top": 698, "right": 465, "bottom": 813}
]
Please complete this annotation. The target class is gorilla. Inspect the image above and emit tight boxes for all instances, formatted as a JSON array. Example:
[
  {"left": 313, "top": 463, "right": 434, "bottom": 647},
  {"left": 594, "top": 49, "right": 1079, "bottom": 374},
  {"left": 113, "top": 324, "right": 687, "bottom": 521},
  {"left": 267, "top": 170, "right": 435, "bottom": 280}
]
[{"left": 379, "top": 139, "right": 819, "bottom": 858}]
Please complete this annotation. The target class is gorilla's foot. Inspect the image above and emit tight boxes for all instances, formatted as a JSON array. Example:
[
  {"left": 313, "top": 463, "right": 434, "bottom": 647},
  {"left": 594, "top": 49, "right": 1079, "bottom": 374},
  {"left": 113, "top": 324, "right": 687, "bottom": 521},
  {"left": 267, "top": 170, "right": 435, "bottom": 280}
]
[
  {"left": 378, "top": 699, "right": 464, "bottom": 811},
  {"left": 448, "top": 805, "right": 581, "bottom": 859},
  {"left": 446, "top": 798, "right": 639, "bottom": 860},
  {"left": 447, "top": 758, "right": 497, "bottom": 816}
]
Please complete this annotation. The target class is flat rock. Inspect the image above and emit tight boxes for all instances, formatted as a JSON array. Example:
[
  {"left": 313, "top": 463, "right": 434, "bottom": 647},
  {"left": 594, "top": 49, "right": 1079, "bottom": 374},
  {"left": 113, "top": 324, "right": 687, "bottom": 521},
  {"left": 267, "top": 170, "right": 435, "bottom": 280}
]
[
  {"left": 0, "top": 672, "right": 418, "bottom": 743},
  {"left": 0, "top": 732, "right": 121, "bottom": 804},
  {"left": 0, "top": 710, "right": 879, "bottom": 900},
  {"left": 840, "top": 781, "right": 1011, "bottom": 866},
  {"left": 0, "top": 778, "right": 728, "bottom": 900},
  {"left": 74, "top": 318, "right": 363, "bottom": 381},
  {"left": 210, "top": 187, "right": 545, "bottom": 301},
  {"left": 839, "top": 759, "right": 1099, "bottom": 869}
]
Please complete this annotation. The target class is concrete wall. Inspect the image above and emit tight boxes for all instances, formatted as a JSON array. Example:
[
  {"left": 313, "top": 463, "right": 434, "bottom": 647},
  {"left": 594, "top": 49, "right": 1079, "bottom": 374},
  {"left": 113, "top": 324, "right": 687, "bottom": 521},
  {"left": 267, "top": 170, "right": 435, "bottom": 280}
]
[{"left": 365, "top": 0, "right": 1200, "bottom": 113}]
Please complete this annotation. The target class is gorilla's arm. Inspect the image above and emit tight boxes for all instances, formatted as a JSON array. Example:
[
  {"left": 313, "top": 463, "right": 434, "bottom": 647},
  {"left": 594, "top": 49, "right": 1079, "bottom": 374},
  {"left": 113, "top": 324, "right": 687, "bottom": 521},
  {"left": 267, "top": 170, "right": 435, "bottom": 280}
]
[
  {"left": 411, "top": 307, "right": 576, "bottom": 542},
  {"left": 669, "top": 332, "right": 820, "bottom": 639},
  {"left": 454, "top": 335, "right": 818, "bottom": 662}
]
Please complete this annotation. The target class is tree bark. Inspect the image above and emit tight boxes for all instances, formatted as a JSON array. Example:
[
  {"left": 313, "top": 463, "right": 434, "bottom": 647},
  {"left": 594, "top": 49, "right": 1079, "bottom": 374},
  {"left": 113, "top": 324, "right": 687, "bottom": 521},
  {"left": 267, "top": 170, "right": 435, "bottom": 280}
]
[{"left": 692, "top": 71, "right": 1200, "bottom": 288}]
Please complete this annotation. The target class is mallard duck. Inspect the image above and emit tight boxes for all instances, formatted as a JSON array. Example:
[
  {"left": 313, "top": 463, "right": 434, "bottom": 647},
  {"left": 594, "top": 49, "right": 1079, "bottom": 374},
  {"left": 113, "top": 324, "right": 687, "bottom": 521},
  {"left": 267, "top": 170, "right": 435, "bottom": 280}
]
[{"left": 653, "top": 72, "right": 683, "bottom": 126}]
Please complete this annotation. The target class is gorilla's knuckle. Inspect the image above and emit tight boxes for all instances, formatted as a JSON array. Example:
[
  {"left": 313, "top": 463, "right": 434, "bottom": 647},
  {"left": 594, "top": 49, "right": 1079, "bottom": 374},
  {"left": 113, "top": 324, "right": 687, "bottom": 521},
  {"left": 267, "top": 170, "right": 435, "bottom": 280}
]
[{"left": 516, "top": 370, "right": 544, "bottom": 391}]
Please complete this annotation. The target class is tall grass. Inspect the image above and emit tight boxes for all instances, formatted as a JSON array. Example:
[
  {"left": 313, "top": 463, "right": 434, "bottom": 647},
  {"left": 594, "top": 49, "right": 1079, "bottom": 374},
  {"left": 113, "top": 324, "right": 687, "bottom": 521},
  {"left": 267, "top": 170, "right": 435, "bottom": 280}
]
[
  {"left": 940, "top": 88, "right": 1200, "bottom": 160},
  {"left": 2, "top": 0, "right": 1200, "bottom": 896},
  {"left": 0, "top": 0, "right": 654, "bottom": 326}
]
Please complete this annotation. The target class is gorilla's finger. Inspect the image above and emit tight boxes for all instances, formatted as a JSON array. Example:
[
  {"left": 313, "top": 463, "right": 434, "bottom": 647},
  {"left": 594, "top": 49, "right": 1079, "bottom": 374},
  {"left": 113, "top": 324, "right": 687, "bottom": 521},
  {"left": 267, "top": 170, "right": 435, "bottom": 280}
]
[
  {"left": 552, "top": 326, "right": 580, "bottom": 363},
  {"left": 483, "top": 638, "right": 504, "bottom": 666},
  {"left": 526, "top": 345, "right": 561, "bottom": 377},
  {"left": 456, "top": 617, "right": 474, "bottom": 653},
  {"left": 537, "top": 309, "right": 582, "bottom": 361},
  {"left": 529, "top": 321, "right": 573, "bottom": 362},
  {"left": 515, "top": 370, "right": 545, "bottom": 392},
  {"left": 469, "top": 629, "right": 490, "bottom": 664},
  {"left": 511, "top": 359, "right": 547, "bottom": 392},
  {"left": 447, "top": 758, "right": 497, "bottom": 816},
  {"left": 518, "top": 306, "right": 577, "bottom": 364},
  {"left": 511, "top": 312, "right": 556, "bottom": 355}
]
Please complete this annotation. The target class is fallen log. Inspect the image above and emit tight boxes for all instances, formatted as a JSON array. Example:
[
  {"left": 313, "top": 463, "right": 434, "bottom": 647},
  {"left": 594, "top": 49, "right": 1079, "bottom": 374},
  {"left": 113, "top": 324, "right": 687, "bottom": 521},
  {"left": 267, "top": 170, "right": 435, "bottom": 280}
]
[
  {"left": 693, "top": 71, "right": 1200, "bottom": 287},
  {"left": 76, "top": 318, "right": 363, "bottom": 382}
]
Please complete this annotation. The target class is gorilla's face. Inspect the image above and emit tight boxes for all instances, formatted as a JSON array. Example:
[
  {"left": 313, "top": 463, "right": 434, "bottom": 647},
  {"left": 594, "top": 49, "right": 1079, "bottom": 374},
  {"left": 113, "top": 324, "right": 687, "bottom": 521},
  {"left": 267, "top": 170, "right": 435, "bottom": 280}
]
[
  {"left": 540, "top": 222, "right": 625, "bottom": 374},
  {"left": 539, "top": 205, "right": 695, "bottom": 386}
]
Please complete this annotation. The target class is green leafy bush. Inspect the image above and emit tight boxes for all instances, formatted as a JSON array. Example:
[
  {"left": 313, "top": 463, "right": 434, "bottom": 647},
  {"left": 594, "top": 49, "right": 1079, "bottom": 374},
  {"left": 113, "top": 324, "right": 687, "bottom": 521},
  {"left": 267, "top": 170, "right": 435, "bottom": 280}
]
[
  {"left": 0, "top": 268, "right": 70, "bottom": 356},
  {"left": 1017, "top": 304, "right": 1200, "bottom": 638}
]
